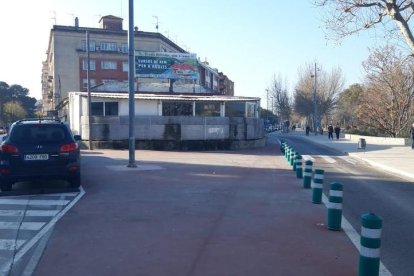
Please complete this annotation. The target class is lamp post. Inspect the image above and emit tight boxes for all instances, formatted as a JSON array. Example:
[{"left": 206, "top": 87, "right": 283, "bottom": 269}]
[
  {"left": 86, "top": 30, "right": 93, "bottom": 150},
  {"left": 127, "top": 0, "right": 137, "bottom": 168},
  {"left": 311, "top": 63, "right": 319, "bottom": 135},
  {"left": 266, "top": 89, "right": 269, "bottom": 130}
]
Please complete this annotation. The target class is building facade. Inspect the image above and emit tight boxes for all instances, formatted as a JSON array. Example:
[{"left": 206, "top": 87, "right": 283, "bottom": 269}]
[
  {"left": 68, "top": 92, "right": 264, "bottom": 150},
  {"left": 42, "top": 15, "right": 234, "bottom": 116}
]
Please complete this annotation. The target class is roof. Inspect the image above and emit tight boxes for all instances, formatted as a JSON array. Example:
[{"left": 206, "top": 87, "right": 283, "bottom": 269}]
[
  {"left": 70, "top": 92, "right": 260, "bottom": 102},
  {"left": 99, "top": 15, "right": 123, "bottom": 22},
  {"left": 51, "top": 26, "right": 186, "bottom": 53}
]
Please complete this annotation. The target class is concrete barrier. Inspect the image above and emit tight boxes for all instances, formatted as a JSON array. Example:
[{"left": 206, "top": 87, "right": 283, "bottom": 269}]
[{"left": 344, "top": 134, "right": 409, "bottom": 146}]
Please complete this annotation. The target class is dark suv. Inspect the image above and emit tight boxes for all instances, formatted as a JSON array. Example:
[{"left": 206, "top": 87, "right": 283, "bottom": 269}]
[{"left": 0, "top": 118, "right": 81, "bottom": 191}]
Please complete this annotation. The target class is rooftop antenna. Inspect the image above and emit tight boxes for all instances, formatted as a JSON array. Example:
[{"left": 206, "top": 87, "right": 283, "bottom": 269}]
[
  {"left": 50, "top": 11, "right": 57, "bottom": 25},
  {"left": 67, "top": 13, "right": 75, "bottom": 25},
  {"left": 153, "top": 16, "right": 159, "bottom": 32}
]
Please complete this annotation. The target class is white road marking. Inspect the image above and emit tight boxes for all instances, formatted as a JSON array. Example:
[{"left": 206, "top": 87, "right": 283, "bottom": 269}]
[
  {"left": 301, "top": 155, "right": 314, "bottom": 161},
  {"left": 322, "top": 195, "right": 392, "bottom": 276},
  {"left": 338, "top": 156, "right": 357, "bottom": 165},
  {"left": 40, "top": 193, "right": 79, "bottom": 197},
  {"left": 0, "top": 199, "right": 69, "bottom": 206},
  {"left": 0, "top": 210, "right": 60, "bottom": 217},
  {"left": 318, "top": 155, "right": 336, "bottom": 164},
  {"left": 0, "top": 187, "right": 86, "bottom": 274},
  {"left": 0, "top": 222, "right": 45, "bottom": 231},
  {"left": 0, "top": 239, "right": 26, "bottom": 250}
]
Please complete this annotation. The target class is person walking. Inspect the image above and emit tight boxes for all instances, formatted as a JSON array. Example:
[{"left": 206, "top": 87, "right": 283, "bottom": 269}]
[
  {"left": 334, "top": 124, "right": 341, "bottom": 140},
  {"left": 328, "top": 124, "right": 334, "bottom": 140},
  {"left": 410, "top": 123, "right": 414, "bottom": 149},
  {"left": 305, "top": 125, "right": 310, "bottom": 136}
]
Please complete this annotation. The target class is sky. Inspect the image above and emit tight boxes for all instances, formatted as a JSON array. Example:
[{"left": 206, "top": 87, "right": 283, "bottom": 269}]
[{"left": 0, "top": 0, "right": 385, "bottom": 107}]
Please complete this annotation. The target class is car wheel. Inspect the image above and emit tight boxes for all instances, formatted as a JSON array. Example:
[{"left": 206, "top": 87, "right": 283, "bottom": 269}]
[
  {"left": 0, "top": 181, "right": 12, "bottom": 192},
  {"left": 69, "top": 175, "right": 81, "bottom": 188}
]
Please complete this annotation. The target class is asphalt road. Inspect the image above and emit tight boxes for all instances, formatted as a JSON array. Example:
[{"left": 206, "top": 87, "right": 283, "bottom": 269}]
[{"left": 273, "top": 134, "right": 414, "bottom": 276}]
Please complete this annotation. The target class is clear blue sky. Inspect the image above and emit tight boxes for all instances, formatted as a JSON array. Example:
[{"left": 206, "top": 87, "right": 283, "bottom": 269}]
[{"left": 0, "top": 0, "right": 382, "bottom": 106}]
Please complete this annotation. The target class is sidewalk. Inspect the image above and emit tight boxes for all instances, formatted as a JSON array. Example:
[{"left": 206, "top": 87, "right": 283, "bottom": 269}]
[
  {"left": 34, "top": 146, "right": 359, "bottom": 276},
  {"left": 281, "top": 129, "right": 414, "bottom": 181}
]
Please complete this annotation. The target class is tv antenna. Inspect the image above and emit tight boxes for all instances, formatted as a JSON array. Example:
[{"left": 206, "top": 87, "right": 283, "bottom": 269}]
[
  {"left": 50, "top": 11, "right": 57, "bottom": 25},
  {"left": 153, "top": 16, "right": 159, "bottom": 32}
]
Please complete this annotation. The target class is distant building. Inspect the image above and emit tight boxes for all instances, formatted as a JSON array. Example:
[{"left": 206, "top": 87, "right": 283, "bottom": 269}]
[{"left": 42, "top": 15, "right": 234, "bottom": 117}]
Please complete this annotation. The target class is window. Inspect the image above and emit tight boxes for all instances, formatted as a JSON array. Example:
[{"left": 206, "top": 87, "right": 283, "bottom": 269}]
[
  {"left": 122, "top": 62, "right": 128, "bottom": 72},
  {"left": 225, "top": 102, "right": 245, "bottom": 117},
  {"left": 121, "top": 43, "right": 128, "bottom": 53},
  {"left": 100, "top": 42, "right": 117, "bottom": 51},
  {"left": 246, "top": 102, "right": 256, "bottom": 118},
  {"left": 105, "top": 102, "right": 118, "bottom": 116},
  {"left": 195, "top": 102, "right": 220, "bottom": 116},
  {"left": 101, "top": 61, "right": 117, "bottom": 70},
  {"left": 82, "top": 59, "right": 95, "bottom": 71},
  {"left": 162, "top": 101, "right": 193, "bottom": 116},
  {"left": 91, "top": 102, "right": 104, "bottom": 116},
  {"left": 90, "top": 102, "right": 119, "bottom": 116},
  {"left": 81, "top": 40, "right": 96, "bottom": 51},
  {"left": 82, "top": 78, "right": 96, "bottom": 89}
]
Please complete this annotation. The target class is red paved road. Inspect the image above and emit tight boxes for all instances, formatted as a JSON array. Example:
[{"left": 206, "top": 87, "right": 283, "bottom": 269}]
[{"left": 34, "top": 142, "right": 358, "bottom": 275}]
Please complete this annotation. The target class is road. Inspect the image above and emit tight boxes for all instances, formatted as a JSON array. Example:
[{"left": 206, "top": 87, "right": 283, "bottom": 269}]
[
  {"left": 0, "top": 134, "right": 412, "bottom": 275},
  {"left": 272, "top": 133, "right": 414, "bottom": 276}
]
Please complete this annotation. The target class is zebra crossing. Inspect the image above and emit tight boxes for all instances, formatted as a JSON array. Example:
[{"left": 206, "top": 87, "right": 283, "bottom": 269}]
[
  {"left": 302, "top": 155, "right": 358, "bottom": 165},
  {"left": 0, "top": 189, "right": 84, "bottom": 271}
]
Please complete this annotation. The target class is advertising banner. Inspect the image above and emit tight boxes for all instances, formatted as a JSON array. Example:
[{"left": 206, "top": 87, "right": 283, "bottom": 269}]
[{"left": 136, "top": 51, "right": 198, "bottom": 80}]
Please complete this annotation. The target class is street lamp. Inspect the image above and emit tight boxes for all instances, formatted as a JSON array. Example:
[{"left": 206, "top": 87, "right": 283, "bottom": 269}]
[
  {"left": 311, "top": 63, "right": 320, "bottom": 135},
  {"left": 265, "top": 89, "right": 269, "bottom": 130}
]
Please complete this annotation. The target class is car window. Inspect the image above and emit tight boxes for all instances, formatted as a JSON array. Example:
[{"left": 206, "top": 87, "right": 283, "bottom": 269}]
[{"left": 10, "top": 125, "right": 68, "bottom": 144}]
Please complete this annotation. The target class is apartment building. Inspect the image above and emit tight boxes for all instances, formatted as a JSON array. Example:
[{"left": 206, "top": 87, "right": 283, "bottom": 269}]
[{"left": 42, "top": 15, "right": 234, "bottom": 116}]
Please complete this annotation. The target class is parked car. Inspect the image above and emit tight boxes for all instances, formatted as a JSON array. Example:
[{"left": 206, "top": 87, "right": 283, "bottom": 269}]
[{"left": 0, "top": 118, "right": 81, "bottom": 191}]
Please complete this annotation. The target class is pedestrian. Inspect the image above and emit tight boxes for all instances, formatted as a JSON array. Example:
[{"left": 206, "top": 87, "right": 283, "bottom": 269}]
[
  {"left": 410, "top": 123, "right": 414, "bottom": 149},
  {"left": 334, "top": 124, "right": 341, "bottom": 140},
  {"left": 328, "top": 124, "right": 334, "bottom": 140},
  {"left": 305, "top": 125, "right": 310, "bottom": 136}
]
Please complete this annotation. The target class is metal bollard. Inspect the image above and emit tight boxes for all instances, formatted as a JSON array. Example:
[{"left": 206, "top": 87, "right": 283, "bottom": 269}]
[
  {"left": 358, "top": 213, "right": 383, "bottom": 276},
  {"left": 327, "top": 182, "right": 343, "bottom": 231},
  {"left": 303, "top": 160, "right": 313, "bottom": 188},
  {"left": 295, "top": 155, "right": 303, "bottom": 178},
  {"left": 311, "top": 169, "right": 324, "bottom": 203}
]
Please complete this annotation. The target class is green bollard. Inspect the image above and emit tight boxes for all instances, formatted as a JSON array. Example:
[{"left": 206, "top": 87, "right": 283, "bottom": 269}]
[
  {"left": 290, "top": 151, "right": 295, "bottom": 167},
  {"left": 293, "top": 152, "right": 299, "bottom": 172},
  {"left": 296, "top": 155, "right": 303, "bottom": 178},
  {"left": 303, "top": 160, "right": 313, "bottom": 188},
  {"left": 327, "top": 182, "right": 343, "bottom": 231},
  {"left": 311, "top": 169, "right": 324, "bottom": 203},
  {"left": 285, "top": 146, "right": 290, "bottom": 160},
  {"left": 358, "top": 213, "right": 383, "bottom": 276}
]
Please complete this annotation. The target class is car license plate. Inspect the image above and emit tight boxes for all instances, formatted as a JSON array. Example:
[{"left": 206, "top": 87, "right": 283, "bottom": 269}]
[{"left": 24, "top": 154, "right": 49, "bottom": 161}]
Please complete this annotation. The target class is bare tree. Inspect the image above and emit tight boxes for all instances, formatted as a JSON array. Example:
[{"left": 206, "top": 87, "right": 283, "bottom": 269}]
[
  {"left": 334, "top": 83, "right": 364, "bottom": 127},
  {"left": 316, "top": 0, "right": 414, "bottom": 53},
  {"left": 294, "top": 63, "right": 344, "bottom": 128},
  {"left": 357, "top": 45, "right": 414, "bottom": 136},
  {"left": 268, "top": 75, "right": 292, "bottom": 123}
]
